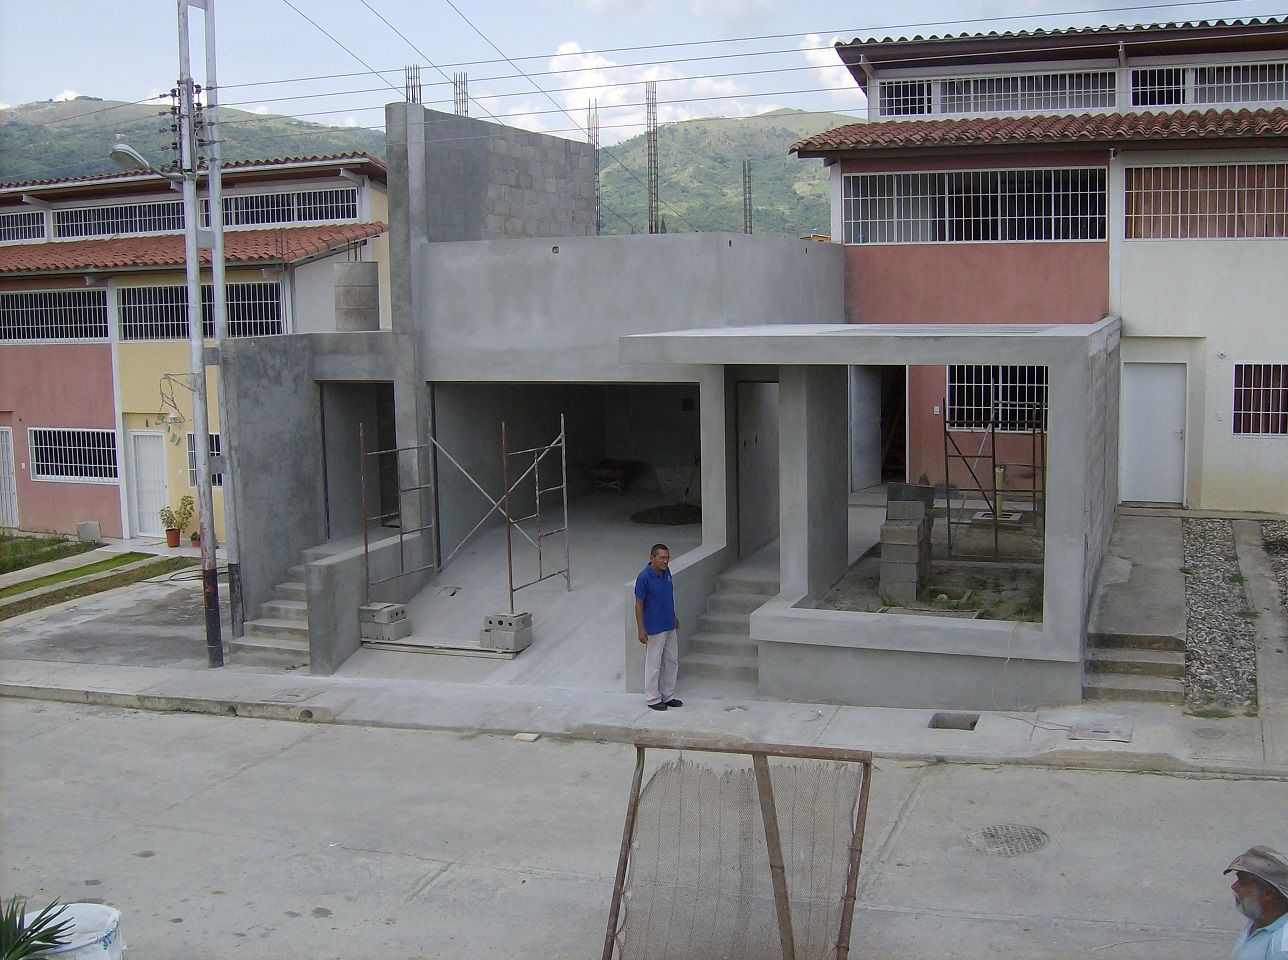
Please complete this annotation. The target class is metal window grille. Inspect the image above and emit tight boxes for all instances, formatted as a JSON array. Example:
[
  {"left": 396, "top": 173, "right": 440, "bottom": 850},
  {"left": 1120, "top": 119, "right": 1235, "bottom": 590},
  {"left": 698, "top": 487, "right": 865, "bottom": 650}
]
[
  {"left": 118, "top": 282, "right": 283, "bottom": 340},
  {"left": 1233, "top": 363, "right": 1288, "bottom": 436},
  {"left": 878, "top": 80, "right": 931, "bottom": 115},
  {"left": 186, "top": 432, "right": 224, "bottom": 486},
  {"left": 1131, "top": 67, "right": 1185, "bottom": 106},
  {"left": 947, "top": 365, "right": 1049, "bottom": 431},
  {"left": 53, "top": 200, "right": 185, "bottom": 239},
  {"left": 206, "top": 187, "right": 358, "bottom": 227},
  {"left": 1195, "top": 62, "right": 1288, "bottom": 104},
  {"left": 843, "top": 169, "right": 1105, "bottom": 244},
  {"left": 28, "top": 428, "right": 118, "bottom": 482},
  {"left": 939, "top": 71, "right": 1115, "bottom": 114},
  {"left": 0, "top": 210, "right": 45, "bottom": 242},
  {"left": 0, "top": 289, "right": 108, "bottom": 341},
  {"left": 1125, "top": 164, "right": 1288, "bottom": 239}
]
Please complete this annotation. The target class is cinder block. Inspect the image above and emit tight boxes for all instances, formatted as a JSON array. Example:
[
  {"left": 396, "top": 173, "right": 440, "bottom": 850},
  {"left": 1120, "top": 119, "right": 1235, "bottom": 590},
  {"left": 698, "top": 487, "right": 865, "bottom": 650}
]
[
  {"left": 881, "top": 580, "right": 917, "bottom": 604},
  {"left": 881, "top": 542, "right": 920, "bottom": 564},
  {"left": 76, "top": 520, "right": 101, "bottom": 542},
  {"left": 886, "top": 500, "right": 926, "bottom": 523},
  {"left": 881, "top": 521, "right": 920, "bottom": 545},
  {"left": 880, "top": 561, "right": 920, "bottom": 583}
]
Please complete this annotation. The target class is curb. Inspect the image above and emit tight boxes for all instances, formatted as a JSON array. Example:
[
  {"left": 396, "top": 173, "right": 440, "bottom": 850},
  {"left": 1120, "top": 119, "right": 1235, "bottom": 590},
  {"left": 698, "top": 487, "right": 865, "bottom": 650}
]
[{"left": 0, "top": 683, "right": 333, "bottom": 724}]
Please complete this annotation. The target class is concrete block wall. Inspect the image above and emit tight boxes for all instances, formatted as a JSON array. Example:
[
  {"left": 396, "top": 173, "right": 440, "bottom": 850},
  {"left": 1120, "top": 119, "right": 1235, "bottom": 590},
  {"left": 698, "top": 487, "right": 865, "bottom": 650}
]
[
  {"left": 480, "top": 133, "right": 596, "bottom": 239},
  {"left": 1081, "top": 322, "right": 1122, "bottom": 628}
]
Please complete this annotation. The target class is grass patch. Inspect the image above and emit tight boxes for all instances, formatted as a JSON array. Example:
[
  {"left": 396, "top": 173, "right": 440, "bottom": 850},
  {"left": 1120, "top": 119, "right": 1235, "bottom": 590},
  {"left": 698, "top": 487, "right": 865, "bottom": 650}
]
[
  {"left": 0, "top": 552, "right": 151, "bottom": 600},
  {"left": 0, "top": 532, "right": 98, "bottom": 575},
  {"left": 1238, "top": 608, "right": 1261, "bottom": 620},
  {"left": 0, "top": 557, "right": 197, "bottom": 621},
  {"left": 1189, "top": 706, "right": 1235, "bottom": 719}
]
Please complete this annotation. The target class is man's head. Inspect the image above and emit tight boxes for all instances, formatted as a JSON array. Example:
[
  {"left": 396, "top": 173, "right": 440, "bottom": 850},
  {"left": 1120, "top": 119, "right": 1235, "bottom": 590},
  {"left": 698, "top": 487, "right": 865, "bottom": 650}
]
[
  {"left": 649, "top": 543, "right": 670, "bottom": 573},
  {"left": 1226, "top": 846, "right": 1288, "bottom": 928}
]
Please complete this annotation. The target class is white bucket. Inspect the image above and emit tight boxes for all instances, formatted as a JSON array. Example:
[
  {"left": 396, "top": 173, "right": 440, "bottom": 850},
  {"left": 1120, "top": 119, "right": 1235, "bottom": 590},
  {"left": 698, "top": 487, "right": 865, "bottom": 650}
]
[{"left": 24, "top": 903, "right": 125, "bottom": 959}]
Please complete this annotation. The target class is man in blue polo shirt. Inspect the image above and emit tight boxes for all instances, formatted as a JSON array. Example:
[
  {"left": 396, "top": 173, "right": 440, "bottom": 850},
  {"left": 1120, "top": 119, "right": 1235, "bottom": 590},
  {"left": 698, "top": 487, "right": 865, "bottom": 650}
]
[
  {"left": 1226, "top": 846, "right": 1288, "bottom": 959},
  {"left": 634, "top": 543, "right": 682, "bottom": 711}
]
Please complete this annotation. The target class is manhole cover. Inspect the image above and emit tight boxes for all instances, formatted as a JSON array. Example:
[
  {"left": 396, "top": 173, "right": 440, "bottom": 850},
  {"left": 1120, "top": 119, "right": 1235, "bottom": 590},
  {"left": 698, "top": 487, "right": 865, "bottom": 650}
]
[
  {"left": 965, "top": 824, "right": 1048, "bottom": 857},
  {"left": 1193, "top": 727, "right": 1227, "bottom": 740}
]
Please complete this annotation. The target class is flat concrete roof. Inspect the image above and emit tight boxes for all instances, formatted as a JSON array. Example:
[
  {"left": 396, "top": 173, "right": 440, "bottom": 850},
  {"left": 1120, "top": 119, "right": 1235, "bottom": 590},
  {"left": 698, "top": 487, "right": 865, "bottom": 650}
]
[{"left": 621, "top": 318, "right": 1120, "bottom": 366}]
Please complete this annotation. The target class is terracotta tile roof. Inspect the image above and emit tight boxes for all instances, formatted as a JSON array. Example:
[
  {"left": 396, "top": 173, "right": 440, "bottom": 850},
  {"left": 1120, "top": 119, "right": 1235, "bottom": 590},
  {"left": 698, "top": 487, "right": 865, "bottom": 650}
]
[
  {"left": 0, "top": 222, "right": 386, "bottom": 275},
  {"left": 792, "top": 108, "right": 1288, "bottom": 155},
  {"left": 841, "top": 16, "right": 1286, "bottom": 46},
  {"left": 0, "top": 153, "right": 386, "bottom": 191}
]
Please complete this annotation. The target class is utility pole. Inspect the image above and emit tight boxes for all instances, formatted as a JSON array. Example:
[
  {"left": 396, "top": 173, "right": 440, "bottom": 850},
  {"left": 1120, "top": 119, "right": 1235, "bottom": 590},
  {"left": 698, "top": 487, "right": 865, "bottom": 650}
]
[
  {"left": 646, "top": 81, "right": 659, "bottom": 234},
  {"left": 743, "top": 159, "right": 753, "bottom": 235},
  {"left": 588, "top": 100, "right": 601, "bottom": 235}
]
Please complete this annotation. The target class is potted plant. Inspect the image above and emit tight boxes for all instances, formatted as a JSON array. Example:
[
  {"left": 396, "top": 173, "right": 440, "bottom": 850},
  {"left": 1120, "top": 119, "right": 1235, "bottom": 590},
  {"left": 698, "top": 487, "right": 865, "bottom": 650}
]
[
  {"left": 1, "top": 895, "right": 73, "bottom": 958},
  {"left": 158, "top": 495, "right": 194, "bottom": 548},
  {"left": 189, "top": 530, "right": 201, "bottom": 549}
]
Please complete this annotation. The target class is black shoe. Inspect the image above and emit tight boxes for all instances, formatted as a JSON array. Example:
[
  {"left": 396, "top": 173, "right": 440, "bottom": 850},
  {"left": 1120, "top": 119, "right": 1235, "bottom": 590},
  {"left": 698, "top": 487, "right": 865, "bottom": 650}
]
[
  {"left": 665, "top": 699, "right": 683, "bottom": 708},
  {"left": 648, "top": 702, "right": 667, "bottom": 711}
]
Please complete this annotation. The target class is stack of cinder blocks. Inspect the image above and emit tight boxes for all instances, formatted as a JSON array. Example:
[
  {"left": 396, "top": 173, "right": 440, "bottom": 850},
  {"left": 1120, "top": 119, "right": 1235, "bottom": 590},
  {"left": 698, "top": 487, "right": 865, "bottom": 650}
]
[{"left": 880, "top": 499, "right": 933, "bottom": 604}]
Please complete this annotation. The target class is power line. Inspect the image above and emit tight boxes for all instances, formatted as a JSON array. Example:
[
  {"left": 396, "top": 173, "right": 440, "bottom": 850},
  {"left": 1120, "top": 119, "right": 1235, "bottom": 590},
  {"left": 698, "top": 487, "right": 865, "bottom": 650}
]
[{"left": 278, "top": 0, "right": 404, "bottom": 99}]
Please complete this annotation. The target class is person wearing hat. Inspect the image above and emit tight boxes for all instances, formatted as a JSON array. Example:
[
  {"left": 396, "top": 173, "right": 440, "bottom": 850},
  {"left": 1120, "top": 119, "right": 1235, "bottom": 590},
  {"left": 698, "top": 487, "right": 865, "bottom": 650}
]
[{"left": 1226, "top": 846, "right": 1288, "bottom": 959}]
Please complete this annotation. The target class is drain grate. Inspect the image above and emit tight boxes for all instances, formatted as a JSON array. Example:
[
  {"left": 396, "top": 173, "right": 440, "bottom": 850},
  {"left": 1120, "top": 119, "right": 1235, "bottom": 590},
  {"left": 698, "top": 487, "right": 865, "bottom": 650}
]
[{"left": 965, "top": 824, "right": 1048, "bottom": 857}]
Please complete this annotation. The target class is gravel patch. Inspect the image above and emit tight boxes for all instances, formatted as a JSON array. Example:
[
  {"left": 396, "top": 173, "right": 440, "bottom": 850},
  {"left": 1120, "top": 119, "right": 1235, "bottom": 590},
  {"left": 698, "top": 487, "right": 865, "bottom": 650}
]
[
  {"left": 1182, "top": 518, "right": 1257, "bottom": 710},
  {"left": 1262, "top": 520, "right": 1288, "bottom": 611}
]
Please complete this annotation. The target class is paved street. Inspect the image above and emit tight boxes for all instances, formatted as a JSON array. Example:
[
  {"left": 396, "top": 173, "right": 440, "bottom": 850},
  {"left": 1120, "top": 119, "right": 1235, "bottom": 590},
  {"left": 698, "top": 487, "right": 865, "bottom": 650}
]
[{"left": 2, "top": 699, "right": 1282, "bottom": 959}]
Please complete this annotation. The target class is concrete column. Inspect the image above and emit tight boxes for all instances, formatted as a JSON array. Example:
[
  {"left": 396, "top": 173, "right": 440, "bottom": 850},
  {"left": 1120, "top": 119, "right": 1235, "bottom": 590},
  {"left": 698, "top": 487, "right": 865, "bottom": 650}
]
[
  {"left": 779, "top": 365, "right": 849, "bottom": 599},
  {"left": 334, "top": 262, "right": 380, "bottom": 332},
  {"left": 850, "top": 365, "right": 882, "bottom": 490}
]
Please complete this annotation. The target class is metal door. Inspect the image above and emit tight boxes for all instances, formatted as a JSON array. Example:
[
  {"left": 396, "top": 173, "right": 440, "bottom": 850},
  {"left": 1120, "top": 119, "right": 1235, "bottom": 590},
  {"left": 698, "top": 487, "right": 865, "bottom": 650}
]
[
  {"left": 0, "top": 427, "right": 17, "bottom": 528},
  {"left": 1120, "top": 362, "right": 1186, "bottom": 504},
  {"left": 129, "top": 431, "right": 169, "bottom": 537}
]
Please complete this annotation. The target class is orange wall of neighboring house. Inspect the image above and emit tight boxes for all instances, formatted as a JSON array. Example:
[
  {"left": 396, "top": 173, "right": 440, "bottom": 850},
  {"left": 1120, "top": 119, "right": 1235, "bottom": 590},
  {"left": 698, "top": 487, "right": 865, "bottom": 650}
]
[
  {"left": 0, "top": 343, "right": 121, "bottom": 537},
  {"left": 844, "top": 242, "right": 1110, "bottom": 325}
]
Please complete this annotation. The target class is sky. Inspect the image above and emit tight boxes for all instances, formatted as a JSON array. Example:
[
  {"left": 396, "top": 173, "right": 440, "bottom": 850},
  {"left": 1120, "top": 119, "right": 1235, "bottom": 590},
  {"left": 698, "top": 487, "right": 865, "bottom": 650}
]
[{"left": 0, "top": 0, "right": 1280, "bottom": 144}]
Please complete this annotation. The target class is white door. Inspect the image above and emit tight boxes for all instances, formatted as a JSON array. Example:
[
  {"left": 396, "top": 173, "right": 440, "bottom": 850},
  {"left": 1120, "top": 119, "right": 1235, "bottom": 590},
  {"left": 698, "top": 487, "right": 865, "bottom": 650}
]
[
  {"left": 129, "top": 431, "right": 169, "bottom": 537},
  {"left": 1120, "top": 362, "right": 1186, "bottom": 504},
  {"left": 0, "top": 427, "right": 17, "bottom": 528}
]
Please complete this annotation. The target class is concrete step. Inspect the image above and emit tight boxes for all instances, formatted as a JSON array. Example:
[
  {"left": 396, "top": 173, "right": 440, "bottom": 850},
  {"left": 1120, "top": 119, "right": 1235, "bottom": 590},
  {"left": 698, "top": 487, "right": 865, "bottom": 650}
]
[
  {"left": 1085, "top": 648, "right": 1185, "bottom": 679},
  {"left": 716, "top": 572, "right": 779, "bottom": 596},
  {"left": 1082, "top": 673, "right": 1185, "bottom": 704},
  {"left": 274, "top": 581, "right": 307, "bottom": 602},
  {"left": 688, "top": 633, "right": 758, "bottom": 658},
  {"left": 260, "top": 599, "right": 309, "bottom": 623},
  {"left": 707, "top": 592, "right": 769, "bottom": 615},
  {"left": 245, "top": 617, "right": 310, "bottom": 641},
  {"left": 681, "top": 651, "right": 758, "bottom": 683},
  {"left": 697, "top": 613, "right": 750, "bottom": 637},
  {"left": 1088, "top": 631, "right": 1185, "bottom": 652},
  {"left": 228, "top": 634, "right": 309, "bottom": 667},
  {"left": 288, "top": 564, "right": 306, "bottom": 581}
]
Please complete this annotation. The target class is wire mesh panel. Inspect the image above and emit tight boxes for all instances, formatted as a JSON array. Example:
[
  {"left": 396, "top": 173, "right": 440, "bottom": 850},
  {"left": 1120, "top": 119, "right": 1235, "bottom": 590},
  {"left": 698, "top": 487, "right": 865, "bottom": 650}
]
[{"left": 609, "top": 746, "right": 870, "bottom": 960}]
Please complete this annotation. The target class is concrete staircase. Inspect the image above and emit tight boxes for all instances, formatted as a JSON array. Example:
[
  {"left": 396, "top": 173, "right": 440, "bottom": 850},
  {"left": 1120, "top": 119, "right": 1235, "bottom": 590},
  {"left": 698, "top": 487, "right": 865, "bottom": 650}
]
[
  {"left": 231, "top": 563, "right": 311, "bottom": 667},
  {"left": 681, "top": 565, "right": 780, "bottom": 697},
  {"left": 1082, "top": 632, "right": 1185, "bottom": 703}
]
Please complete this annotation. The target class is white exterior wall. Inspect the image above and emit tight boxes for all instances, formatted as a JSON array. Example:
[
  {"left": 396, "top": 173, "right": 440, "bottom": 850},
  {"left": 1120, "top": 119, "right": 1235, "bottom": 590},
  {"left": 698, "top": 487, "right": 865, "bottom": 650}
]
[{"left": 1120, "top": 240, "right": 1288, "bottom": 512}]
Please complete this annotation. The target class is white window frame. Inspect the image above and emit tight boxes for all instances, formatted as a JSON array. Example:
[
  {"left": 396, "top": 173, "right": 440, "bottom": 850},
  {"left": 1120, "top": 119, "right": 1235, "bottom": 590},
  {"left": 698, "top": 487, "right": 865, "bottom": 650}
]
[
  {"left": 117, "top": 281, "right": 284, "bottom": 340},
  {"left": 0, "top": 289, "right": 110, "bottom": 342},
  {"left": 202, "top": 185, "right": 360, "bottom": 229},
  {"left": 1232, "top": 362, "right": 1288, "bottom": 437},
  {"left": 1124, "top": 163, "right": 1288, "bottom": 241},
  {"left": 946, "top": 365, "right": 1049, "bottom": 433},
  {"left": 0, "top": 209, "right": 47, "bottom": 243},
  {"left": 52, "top": 198, "right": 186, "bottom": 240},
  {"left": 187, "top": 432, "right": 224, "bottom": 486},
  {"left": 27, "top": 427, "right": 119, "bottom": 483}
]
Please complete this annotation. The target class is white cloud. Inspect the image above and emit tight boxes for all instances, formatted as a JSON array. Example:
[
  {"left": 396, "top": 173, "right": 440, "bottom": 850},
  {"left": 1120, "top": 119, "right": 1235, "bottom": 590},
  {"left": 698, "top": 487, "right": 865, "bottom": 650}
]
[
  {"left": 0, "top": 103, "right": 11, "bottom": 111},
  {"left": 53, "top": 89, "right": 79, "bottom": 102},
  {"left": 342, "top": 115, "right": 359, "bottom": 128},
  {"left": 572, "top": 0, "right": 662, "bottom": 14},
  {"left": 250, "top": 105, "right": 269, "bottom": 115},
  {"left": 798, "top": 34, "right": 865, "bottom": 110},
  {"left": 692, "top": 0, "right": 771, "bottom": 22}
]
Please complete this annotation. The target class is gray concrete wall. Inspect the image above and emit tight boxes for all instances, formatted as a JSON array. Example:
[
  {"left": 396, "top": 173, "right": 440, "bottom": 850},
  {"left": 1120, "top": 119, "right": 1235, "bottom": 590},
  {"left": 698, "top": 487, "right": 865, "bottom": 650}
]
[
  {"left": 735, "top": 381, "right": 779, "bottom": 558},
  {"left": 320, "top": 383, "right": 385, "bottom": 540},
  {"left": 778, "top": 365, "right": 850, "bottom": 599},
  {"left": 602, "top": 384, "right": 700, "bottom": 496},
  {"left": 334, "top": 261, "right": 381, "bottom": 332},
  {"left": 305, "top": 532, "right": 431, "bottom": 675},
  {"left": 1081, "top": 322, "right": 1122, "bottom": 634},
  {"left": 421, "top": 233, "right": 845, "bottom": 382},
  {"left": 850, "top": 366, "right": 882, "bottom": 490},
  {"left": 292, "top": 255, "right": 338, "bottom": 333},
  {"left": 221, "top": 334, "right": 327, "bottom": 619}
]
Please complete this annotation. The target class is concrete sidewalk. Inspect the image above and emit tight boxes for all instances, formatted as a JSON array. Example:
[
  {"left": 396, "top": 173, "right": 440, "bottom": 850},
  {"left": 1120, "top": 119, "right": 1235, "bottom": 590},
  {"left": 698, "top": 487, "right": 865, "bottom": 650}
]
[{"left": 2, "top": 512, "right": 1286, "bottom": 777}]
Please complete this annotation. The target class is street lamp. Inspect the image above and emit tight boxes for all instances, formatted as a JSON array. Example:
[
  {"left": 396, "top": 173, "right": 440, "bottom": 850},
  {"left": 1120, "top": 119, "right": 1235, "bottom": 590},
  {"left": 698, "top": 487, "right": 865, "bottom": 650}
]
[{"left": 112, "top": 128, "right": 223, "bottom": 668}]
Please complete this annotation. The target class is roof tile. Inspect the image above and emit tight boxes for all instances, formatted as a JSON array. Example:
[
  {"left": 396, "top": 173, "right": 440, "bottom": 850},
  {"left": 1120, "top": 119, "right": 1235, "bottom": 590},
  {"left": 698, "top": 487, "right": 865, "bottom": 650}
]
[
  {"left": 0, "top": 222, "right": 386, "bottom": 274},
  {"left": 792, "top": 108, "right": 1288, "bottom": 155}
]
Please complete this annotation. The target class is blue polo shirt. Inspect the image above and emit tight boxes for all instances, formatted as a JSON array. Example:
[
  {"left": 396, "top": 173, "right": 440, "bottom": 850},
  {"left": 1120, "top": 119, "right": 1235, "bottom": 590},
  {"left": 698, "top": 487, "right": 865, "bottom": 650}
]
[
  {"left": 634, "top": 563, "right": 676, "bottom": 636},
  {"left": 1233, "top": 912, "right": 1288, "bottom": 960}
]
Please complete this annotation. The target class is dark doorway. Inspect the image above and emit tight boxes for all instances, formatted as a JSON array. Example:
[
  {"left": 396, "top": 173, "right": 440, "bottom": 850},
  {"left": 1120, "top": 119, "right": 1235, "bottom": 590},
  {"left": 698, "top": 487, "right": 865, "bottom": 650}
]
[{"left": 879, "top": 366, "right": 907, "bottom": 482}]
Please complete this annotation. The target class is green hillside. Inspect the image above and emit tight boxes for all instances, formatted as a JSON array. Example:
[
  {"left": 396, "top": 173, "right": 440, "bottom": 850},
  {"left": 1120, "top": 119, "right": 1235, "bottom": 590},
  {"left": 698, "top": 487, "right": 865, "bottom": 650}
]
[
  {"left": 598, "top": 108, "right": 859, "bottom": 238},
  {"left": 0, "top": 97, "right": 385, "bottom": 183},
  {"left": 1, "top": 98, "right": 857, "bottom": 238}
]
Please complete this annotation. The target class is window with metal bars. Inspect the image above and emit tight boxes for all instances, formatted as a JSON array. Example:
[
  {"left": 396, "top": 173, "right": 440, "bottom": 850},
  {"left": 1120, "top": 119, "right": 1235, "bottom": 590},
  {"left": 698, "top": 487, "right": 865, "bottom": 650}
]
[
  {"left": 0, "top": 210, "right": 45, "bottom": 242},
  {"left": 878, "top": 80, "right": 931, "bottom": 116},
  {"left": 947, "top": 366, "right": 1049, "bottom": 432},
  {"left": 938, "top": 71, "right": 1116, "bottom": 114},
  {"left": 53, "top": 200, "right": 185, "bottom": 239},
  {"left": 28, "top": 428, "right": 118, "bottom": 482},
  {"left": 0, "top": 289, "right": 108, "bottom": 341},
  {"left": 204, "top": 187, "right": 358, "bottom": 227},
  {"left": 1132, "top": 61, "right": 1288, "bottom": 107},
  {"left": 843, "top": 169, "right": 1105, "bottom": 244},
  {"left": 186, "top": 432, "right": 223, "bottom": 486},
  {"left": 1125, "top": 164, "right": 1288, "bottom": 239},
  {"left": 117, "top": 282, "right": 284, "bottom": 340},
  {"left": 1233, "top": 364, "right": 1288, "bottom": 436}
]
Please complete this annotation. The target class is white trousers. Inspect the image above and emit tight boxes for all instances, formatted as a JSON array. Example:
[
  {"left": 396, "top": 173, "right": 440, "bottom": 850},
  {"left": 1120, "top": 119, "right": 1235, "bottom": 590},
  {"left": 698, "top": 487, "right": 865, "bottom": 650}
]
[{"left": 644, "top": 629, "right": 678, "bottom": 705}]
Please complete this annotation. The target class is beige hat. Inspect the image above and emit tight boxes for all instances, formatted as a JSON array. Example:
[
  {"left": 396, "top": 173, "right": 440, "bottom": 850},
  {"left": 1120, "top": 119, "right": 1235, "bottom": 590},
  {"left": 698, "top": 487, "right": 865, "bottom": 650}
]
[{"left": 1225, "top": 846, "right": 1288, "bottom": 901}]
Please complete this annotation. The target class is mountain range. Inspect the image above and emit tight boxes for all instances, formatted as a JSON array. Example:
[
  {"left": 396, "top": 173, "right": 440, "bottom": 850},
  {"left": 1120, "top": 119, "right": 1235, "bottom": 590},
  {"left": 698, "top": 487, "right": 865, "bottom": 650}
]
[{"left": 0, "top": 97, "right": 856, "bottom": 238}]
